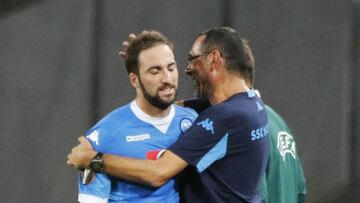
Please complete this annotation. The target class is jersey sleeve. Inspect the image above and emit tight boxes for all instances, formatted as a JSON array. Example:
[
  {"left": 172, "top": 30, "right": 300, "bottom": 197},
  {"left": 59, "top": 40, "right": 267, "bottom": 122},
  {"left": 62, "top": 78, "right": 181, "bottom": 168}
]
[
  {"left": 297, "top": 158, "right": 307, "bottom": 203},
  {"left": 168, "top": 107, "right": 228, "bottom": 172},
  {"left": 78, "top": 127, "right": 112, "bottom": 203},
  {"left": 78, "top": 172, "right": 111, "bottom": 203},
  {"left": 85, "top": 127, "right": 112, "bottom": 152}
]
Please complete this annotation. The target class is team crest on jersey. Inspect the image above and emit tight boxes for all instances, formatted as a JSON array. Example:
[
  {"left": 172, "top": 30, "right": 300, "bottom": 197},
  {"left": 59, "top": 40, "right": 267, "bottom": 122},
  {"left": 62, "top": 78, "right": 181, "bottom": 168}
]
[
  {"left": 277, "top": 131, "right": 297, "bottom": 161},
  {"left": 180, "top": 118, "right": 193, "bottom": 133},
  {"left": 197, "top": 118, "right": 214, "bottom": 135}
]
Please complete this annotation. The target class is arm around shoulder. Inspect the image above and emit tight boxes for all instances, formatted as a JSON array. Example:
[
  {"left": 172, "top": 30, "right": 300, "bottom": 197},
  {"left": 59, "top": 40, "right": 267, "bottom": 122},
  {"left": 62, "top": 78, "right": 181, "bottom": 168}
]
[{"left": 102, "top": 150, "right": 188, "bottom": 187}]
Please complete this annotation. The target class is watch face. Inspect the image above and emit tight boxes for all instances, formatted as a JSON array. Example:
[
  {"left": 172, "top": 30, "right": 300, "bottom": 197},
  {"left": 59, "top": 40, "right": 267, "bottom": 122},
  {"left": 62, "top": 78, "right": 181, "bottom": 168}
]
[{"left": 91, "top": 160, "right": 103, "bottom": 172}]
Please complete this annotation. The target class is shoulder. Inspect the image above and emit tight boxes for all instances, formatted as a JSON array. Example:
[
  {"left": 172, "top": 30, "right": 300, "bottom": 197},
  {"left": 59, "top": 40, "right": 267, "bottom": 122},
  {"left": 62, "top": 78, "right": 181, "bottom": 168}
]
[
  {"left": 174, "top": 104, "right": 198, "bottom": 120},
  {"left": 264, "top": 105, "right": 282, "bottom": 121},
  {"left": 86, "top": 104, "right": 133, "bottom": 146},
  {"left": 91, "top": 104, "right": 132, "bottom": 130},
  {"left": 264, "top": 105, "right": 291, "bottom": 131},
  {"left": 197, "top": 93, "right": 267, "bottom": 128},
  {"left": 201, "top": 94, "right": 254, "bottom": 119},
  {"left": 99, "top": 104, "right": 132, "bottom": 124}
]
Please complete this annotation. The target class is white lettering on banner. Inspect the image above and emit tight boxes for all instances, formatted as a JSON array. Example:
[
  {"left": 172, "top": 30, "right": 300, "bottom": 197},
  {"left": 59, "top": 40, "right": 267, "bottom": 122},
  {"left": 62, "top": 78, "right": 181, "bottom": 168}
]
[{"left": 126, "top": 134, "right": 151, "bottom": 142}]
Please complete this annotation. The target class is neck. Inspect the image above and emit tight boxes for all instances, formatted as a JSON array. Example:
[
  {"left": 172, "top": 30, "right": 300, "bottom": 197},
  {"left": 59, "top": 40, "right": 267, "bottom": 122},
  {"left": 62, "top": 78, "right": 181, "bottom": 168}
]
[
  {"left": 134, "top": 97, "right": 171, "bottom": 118},
  {"left": 208, "top": 72, "right": 250, "bottom": 105}
]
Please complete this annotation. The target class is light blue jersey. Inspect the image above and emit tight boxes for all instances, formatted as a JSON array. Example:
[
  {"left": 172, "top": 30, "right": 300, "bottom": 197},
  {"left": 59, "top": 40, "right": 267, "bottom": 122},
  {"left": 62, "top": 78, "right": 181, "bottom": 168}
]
[{"left": 78, "top": 101, "right": 197, "bottom": 203}]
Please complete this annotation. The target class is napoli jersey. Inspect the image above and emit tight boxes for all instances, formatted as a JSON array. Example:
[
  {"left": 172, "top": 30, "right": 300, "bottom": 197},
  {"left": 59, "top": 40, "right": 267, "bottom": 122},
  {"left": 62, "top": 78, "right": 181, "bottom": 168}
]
[
  {"left": 78, "top": 101, "right": 197, "bottom": 203},
  {"left": 169, "top": 90, "right": 270, "bottom": 203}
]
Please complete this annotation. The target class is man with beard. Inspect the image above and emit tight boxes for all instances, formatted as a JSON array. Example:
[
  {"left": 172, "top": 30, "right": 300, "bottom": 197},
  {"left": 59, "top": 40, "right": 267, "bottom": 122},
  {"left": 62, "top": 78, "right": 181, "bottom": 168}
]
[
  {"left": 68, "top": 27, "right": 269, "bottom": 203},
  {"left": 74, "top": 31, "right": 197, "bottom": 203}
]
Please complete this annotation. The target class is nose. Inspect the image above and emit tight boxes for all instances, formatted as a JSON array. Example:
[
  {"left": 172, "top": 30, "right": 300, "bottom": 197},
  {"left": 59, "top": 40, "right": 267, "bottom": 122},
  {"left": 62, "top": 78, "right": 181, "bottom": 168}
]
[
  {"left": 185, "top": 64, "right": 193, "bottom": 76},
  {"left": 161, "top": 69, "right": 172, "bottom": 83}
]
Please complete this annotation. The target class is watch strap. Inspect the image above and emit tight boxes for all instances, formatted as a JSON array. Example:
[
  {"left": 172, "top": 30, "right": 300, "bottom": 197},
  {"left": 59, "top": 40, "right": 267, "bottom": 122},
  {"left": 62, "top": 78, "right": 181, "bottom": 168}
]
[
  {"left": 93, "top": 152, "right": 103, "bottom": 160},
  {"left": 90, "top": 152, "right": 104, "bottom": 172}
]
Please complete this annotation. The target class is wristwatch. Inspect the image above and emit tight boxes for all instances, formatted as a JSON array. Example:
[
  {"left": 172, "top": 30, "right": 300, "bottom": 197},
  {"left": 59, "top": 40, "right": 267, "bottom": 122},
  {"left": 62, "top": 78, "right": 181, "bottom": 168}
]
[{"left": 90, "top": 152, "right": 104, "bottom": 173}]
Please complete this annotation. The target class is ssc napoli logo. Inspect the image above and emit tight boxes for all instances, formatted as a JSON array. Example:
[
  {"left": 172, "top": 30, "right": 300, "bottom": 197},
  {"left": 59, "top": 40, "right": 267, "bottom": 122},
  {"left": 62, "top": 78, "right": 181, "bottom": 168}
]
[{"left": 180, "top": 118, "right": 193, "bottom": 133}]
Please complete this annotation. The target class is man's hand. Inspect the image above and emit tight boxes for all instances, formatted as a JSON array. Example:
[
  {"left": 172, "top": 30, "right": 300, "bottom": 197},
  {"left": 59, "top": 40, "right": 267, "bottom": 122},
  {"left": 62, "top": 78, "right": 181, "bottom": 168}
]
[
  {"left": 67, "top": 136, "right": 96, "bottom": 170},
  {"left": 118, "top": 31, "right": 151, "bottom": 59},
  {"left": 175, "top": 99, "right": 185, "bottom": 107},
  {"left": 118, "top": 33, "right": 136, "bottom": 59}
]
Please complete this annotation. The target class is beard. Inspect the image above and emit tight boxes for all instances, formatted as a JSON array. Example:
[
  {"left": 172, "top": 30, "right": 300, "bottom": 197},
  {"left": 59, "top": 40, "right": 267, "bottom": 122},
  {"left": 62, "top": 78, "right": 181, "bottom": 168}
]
[
  {"left": 138, "top": 78, "right": 177, "bottom": 110},
  {"left": 193, "top": 72, "right": 213, "bottom": 100}
]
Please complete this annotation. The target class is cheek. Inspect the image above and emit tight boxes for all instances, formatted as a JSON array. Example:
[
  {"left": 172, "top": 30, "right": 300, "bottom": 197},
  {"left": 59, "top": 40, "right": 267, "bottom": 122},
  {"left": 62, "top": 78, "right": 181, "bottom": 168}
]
[
  {"left": 172, "top": 71, "right": 179, "bottom": 84},
  {"left": 197, "top": 71, "right": 206, "bottom": 82},
  {"left": 141, "top": 76, "right": 159, "bottom": 90},
  {"left": 145, "top": 74, "right": 160, "bottom": 84}
]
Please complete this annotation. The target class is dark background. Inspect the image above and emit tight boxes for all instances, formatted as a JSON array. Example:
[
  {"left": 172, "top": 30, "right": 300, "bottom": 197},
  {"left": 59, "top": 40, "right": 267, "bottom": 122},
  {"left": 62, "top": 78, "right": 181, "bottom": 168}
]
[{"left": 0, "top": 0, "right": 359, "bottom": 202}]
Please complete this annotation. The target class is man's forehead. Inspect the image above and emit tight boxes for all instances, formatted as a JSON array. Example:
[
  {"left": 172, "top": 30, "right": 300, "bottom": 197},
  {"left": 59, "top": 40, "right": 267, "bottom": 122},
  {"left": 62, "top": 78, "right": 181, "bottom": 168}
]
[
  {"left": 190, "top": 35, "right": 206, "bottom": 54},
  {"left": 138, "top": 44, "right": 175, "bottom": 69}
]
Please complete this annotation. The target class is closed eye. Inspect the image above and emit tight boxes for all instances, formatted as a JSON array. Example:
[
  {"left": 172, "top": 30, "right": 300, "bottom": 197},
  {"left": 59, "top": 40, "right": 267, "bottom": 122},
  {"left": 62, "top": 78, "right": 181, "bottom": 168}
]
[
  {"left": 168, "top": 62, "right": 177, "bottom": 71},
  {"left": 148, "top": 67, "right": 160, "bottom": 74}
]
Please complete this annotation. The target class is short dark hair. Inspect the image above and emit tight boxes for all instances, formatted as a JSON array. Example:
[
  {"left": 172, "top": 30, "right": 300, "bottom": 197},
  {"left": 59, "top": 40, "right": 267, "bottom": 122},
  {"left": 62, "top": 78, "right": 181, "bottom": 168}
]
[
  {"left": 125, "top": 30, "right": 174, "bottom": 75},
  {"left": 199, "top": 27, "right": 255, "bottom": 85}
]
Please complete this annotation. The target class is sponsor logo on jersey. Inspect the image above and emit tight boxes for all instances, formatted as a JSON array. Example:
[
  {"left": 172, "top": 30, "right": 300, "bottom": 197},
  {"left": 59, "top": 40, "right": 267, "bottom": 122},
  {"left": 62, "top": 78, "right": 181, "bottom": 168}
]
[
  {"left": 251, "top": 124, "right": 268, "bottom": 141},
  {"left": 180, "top": 118, "right": 193, "bottom": 133},
  {"left": 256, "top": 101, "right": 264, "bottom": 111},
  {"left": 87, "top": 130, "right": 100, "bottom": 145},
  {"left": 126, "top": 133, "right": 151, "bottom": 142},
  {"left": 277, "top": 131, "right": 296, "bottom": 161},
  {"left": 197, "top": 118, "right": 214, "bottom": 134}
]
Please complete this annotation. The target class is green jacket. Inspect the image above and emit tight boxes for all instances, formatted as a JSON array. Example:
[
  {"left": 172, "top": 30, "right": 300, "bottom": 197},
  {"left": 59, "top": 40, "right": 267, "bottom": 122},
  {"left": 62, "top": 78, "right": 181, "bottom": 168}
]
[{"left": 260, "top": 105, "right": 307, "bottom": 203}]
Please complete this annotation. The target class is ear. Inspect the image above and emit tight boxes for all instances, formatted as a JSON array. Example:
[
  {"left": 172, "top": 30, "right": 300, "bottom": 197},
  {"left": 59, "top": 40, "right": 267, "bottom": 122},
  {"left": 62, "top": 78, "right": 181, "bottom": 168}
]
[
  {"left": 208, "top": 49, "right": 223, "bottom": 72},
  {"left": 129, "top": 72, "right": 139, "bottom": 88},
  {"left": 210, "top": 49, "right": 222, "bottom": 64}
]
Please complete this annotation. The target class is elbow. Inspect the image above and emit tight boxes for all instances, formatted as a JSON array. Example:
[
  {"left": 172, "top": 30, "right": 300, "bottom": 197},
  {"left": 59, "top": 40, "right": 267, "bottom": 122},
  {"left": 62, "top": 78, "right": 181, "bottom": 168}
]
[
  {"left": 147, "top": 170, "right": 170, "bottom": 187},
  {"left": 141, "top": 157, "right": 180, "bottom": 187},
  {"left": 148, "top": 179, "right": 167, "bottom": 188}
]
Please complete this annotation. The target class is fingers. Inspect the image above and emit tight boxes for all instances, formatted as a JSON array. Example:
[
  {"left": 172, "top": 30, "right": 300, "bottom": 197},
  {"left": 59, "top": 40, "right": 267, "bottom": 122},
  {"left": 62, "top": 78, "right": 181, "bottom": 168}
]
[
  {"left": 119, "top": 41, "right": 129, "bottom": 58},
  {"left": 128, "top": 33, "right": 136, "bottom": 40},
  {"left": 77, "top": 136, "right": 91, "bottom": 147},
  {"left": 66, "top": 153, "right": 74, "bottom": 168},
  {"left": 140, "top": 30, "right": 149, "bottom": 35},
  {"left": 67, "top": 151, "right": 85, "bottom": 170},
  {"left": 67, "top": 137, "right": 90, "bottom": 169},
  {"left": 118, "top": 33, "right": 137, "bottom": 59},
  {"left": 67, "top": 138, "right": 96, "bottom": 170},
  {"left": 122, "top": 40, "right": 130, "bottom": 48},
  {"left": 118, "top": 51, "right": 126, "bottom": 59},
  {"left": 175, "top": 100, "right": 185, "bottom": 106},
  {"left": 185, "top": 65, "right": 193, "bottom": 75},
  {"left": 78, "top": 136, "right": 88, "bottom": 143}
]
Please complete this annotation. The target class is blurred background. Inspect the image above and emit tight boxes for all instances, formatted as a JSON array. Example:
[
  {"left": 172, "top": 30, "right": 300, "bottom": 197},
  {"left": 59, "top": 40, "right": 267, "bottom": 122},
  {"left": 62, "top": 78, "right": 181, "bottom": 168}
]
[{"left": 0, "top": 0, "right": 359, "bottom": 202}]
